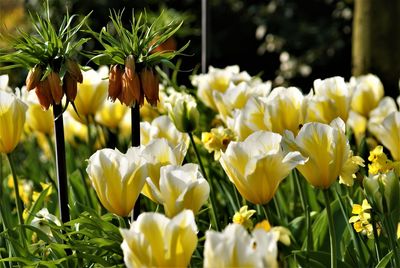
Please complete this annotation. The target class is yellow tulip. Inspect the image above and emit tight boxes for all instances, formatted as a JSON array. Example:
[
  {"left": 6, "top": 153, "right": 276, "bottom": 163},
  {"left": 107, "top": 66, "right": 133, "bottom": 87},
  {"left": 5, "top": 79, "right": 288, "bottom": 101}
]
[
  {"left": 0, "top": 91, "right": 27, "bottom": 154},
  {"left": 70, "top": 66, "right": 108, "bottom": 123},
  {"left": 95, "top": 98, "right": 128, "bottom": 129},
  {"left": 191, "top": 65, "right": 241, "bottom": 110},
  {"left": 141, "top": 115, "right": 190, "bottom": 148},
  {"left": 227, "top": 97, "right": 267, "bottom": 141},
  {"left": 86, "top": 147, "right": 146, "bottom": 216},
  {"left": 349, "top": 74, "right": 384, "bottom": 117},
  {"left": 283, "top": 118, "right": 363, "bottom": 188},
  {"left": 347, "top": 111, "right": 367, "bottom": 146},
  {"left": 369, "top": 111, "right": 400, "bottom": 160},
  {"left": 63, "top": 112, "right": 88, "bottom": 146},
  {"left": 120, "top": 209, "right": 198, "bottom": 268},
  {"left": 213, "top": 81, "right": 270, "bottom": 123},
  {"left": 147, "top": 163, "right": 210, "bottom": 217},
  {"left": 219, "top": 131, "right": 307, "bottom": 204},
  {"left": 304, "top": 76, "right": 351, "bottom": 123},
  {"left": 204, "top": 223, "right": 279, "bottom": 268},
  {"left": 264, "top": 86, "right": 304, "bottom": 135},
  {"left": 140, "top": 138, "right": 187, "bottom": 203}
]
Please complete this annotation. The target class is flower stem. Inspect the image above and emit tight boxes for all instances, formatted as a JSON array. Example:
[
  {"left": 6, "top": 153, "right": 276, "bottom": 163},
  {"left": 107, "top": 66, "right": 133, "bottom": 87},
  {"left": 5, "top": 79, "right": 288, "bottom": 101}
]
[
  {"left": 6, "top": 153, "right": 28, "bottom": 251},
  {"left": 370, "top": 209, "right": 381, "bottom": 262},
  {"left": 293, "top": 170, "right": 312, "bottom": 254},
  {"left": 262, "top": 204, "right": 274, "bottom": 222},
  {"left": 189, "top": 132, "right": 219, "bottom": 231},
  {"left": 131, "top": 105, "right": 141, "bottom": 222},
  {"left": 334, "top": 187, "right": 366, "bottom": 267},
  {"left": 53, "top": 104, "right": 70, "bottom": 223},
  {"left": 6, "top": 154, "right": 24, "bottom": 226},
  {"left": 323, "top": 189, "right": 337, "bottom": 268},
  {"left": 86, "top": 115, "right": 94, "bottom": 153}
]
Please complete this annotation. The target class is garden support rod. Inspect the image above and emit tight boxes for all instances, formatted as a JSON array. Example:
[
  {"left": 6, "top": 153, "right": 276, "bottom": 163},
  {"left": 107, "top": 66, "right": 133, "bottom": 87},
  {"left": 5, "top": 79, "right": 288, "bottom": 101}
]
[
  {"left": 131, "top": 105, "right": 141, "bottom": 221},
  {"left": 53, "top": 104, "right": 70, "bottom": 223}
]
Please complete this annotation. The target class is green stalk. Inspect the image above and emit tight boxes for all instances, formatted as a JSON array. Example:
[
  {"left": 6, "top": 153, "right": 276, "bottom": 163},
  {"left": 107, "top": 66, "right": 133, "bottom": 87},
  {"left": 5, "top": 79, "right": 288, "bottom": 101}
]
[
  {"left": 384, "top": 215, "right": 400, "bottom": 266},
  {"left": 370, "top": 209, "right": 381, "bottom": 262},
  {"left": 334, "top": 187, "right": 366, "bottom": 266},
  {"left": 188, "top": 132, "right": 219, "bottom": 231},
  {"left": 262, "top": 204, "right": 274, "bottom": 222},
  {"left": 293, "top": 170, "right": 312, "bottom": 253},
  {"left": 86, "top": 115, "right": 94, "bottom": 153},
  {"left": 323, "top": 189, "right": 337, "bottom": 268},
  {"left": 6, "top": 153, "right": 28, "bottom": 253},
  {"left": 6, "top": 154, "right": 24, "bottom": 227}
]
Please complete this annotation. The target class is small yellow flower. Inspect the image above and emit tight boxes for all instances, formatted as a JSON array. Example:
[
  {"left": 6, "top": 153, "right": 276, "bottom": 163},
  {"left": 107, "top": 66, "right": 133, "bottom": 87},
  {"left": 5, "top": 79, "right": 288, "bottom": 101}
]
[
  {"left": 368, "top": 146, "right": 400, "bottom": 175},
  {"left": 202, "top": 127, "right": 236, "bottom": 160},
  {"left": 255, "top": 220, "right": 292, "bottom": 246},
  {"left": 232, "top": 206, "right": 256, "bottom": 229},
  {"left": 349, "top": 199, "right": 379, "bottom": 238},
  {"left": 255, "top": 219, "right": 272, "bottom": 232}
]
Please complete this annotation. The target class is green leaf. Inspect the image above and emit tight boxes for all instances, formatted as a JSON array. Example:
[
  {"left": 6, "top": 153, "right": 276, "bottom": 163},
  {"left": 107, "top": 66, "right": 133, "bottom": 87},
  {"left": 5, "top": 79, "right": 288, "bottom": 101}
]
[
  {"left": 292, "top": 250, "right": 353, "bottom": 268},
  {"left": 25, "top": 186, "right": 51, "bottom": 225},
  {"left": 375, "top": 250, "right": 394, "bottom": 268}
]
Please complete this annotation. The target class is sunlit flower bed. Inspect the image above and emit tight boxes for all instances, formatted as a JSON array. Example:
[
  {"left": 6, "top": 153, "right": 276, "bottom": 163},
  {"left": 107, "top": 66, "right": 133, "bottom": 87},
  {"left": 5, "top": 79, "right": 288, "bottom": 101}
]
[{"left": 1, "top": 7, "right": 400, "bottom": 268}]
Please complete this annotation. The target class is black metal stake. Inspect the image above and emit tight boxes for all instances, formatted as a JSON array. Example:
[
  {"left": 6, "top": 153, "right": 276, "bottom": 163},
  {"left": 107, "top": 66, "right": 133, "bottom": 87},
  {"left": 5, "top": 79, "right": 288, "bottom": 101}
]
[
  {"left": 131, "top": 105, "right": 141, "bottom": 221},
  {"left": 201, "top": 0, "right": 209, "bottom": 74},
  {"left": 53, "top": 104, "right": 70, "bottom": 223}
]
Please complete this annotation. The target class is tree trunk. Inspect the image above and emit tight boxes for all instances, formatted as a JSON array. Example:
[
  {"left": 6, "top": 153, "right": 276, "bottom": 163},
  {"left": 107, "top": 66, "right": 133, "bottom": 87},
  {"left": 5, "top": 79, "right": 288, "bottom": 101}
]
[
  {"left": 352, "top": 0, "right": 400, "bottom": 98},
  {"left": 352, "top": 0, "right": 371, "bottom": 76}
]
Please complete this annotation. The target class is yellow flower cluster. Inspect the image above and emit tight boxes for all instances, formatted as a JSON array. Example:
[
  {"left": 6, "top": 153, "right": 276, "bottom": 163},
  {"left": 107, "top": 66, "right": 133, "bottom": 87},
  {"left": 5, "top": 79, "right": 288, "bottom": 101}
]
[
  {"left": 349, "top": 199, "right": 379, "bottom": 238},
  {"left": 368, "top": 145, "right": 400, "bottom": 175},
  {"left": 232, "top": 206, "right": 256, "bottom": 229},
  {"left": 232, "top": 206, "right": 291, "bottom": 246},
  {"left": 202, "top": 127, "right": 236, "bottom": 160}
]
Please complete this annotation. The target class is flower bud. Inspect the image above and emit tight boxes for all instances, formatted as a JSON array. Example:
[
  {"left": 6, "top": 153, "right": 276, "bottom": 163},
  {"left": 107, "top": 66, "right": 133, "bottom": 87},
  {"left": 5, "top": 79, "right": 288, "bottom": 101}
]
[
  {"left": 124, "top": 55, "right": 136, "bottom": 80},
  {"left": 35, "top": 79, "right": 53, "bottom": 110},
  {"left": 65, "top": 59, "right": 83, "bottom": 83},
  {"left": 364, "top": 170, "right": 400, "bottom": 220},
  {"left": 108, "top": 64, "right": 123, "bottom": 102},
  {"left": 26, "top": 66, "right": 42, "bottom": 91},
  {"left": 63, "top": 73, "right": 77, "bottom": 102},
  {"left": 47, "top": 71, "right": 63, "bottom": 105},
  {"left": 140, "top": 67, "right": 159, "bottom": 106},
  {"left": 166, "top": 92, "right": 199, "bottom": 133}
]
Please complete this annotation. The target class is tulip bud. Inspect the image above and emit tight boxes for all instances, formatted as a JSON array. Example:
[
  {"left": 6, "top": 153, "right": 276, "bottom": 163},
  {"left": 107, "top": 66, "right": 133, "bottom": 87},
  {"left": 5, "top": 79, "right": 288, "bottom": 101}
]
[
  {"left": 167, "top": 92, "right": 199, "bottom": 133},
  {"left": 124, "top": 55, "right": 136, "bottom": 80},
  {"left": 108, "top": 65, "right": 123, "bottom": 102},
  {"left": 35, "top": 79, "right": 53, "bottom": 110},
  {"left": 364, "top": 171, "right": 400, "bottom": 220},
  {"left": 63, "top": 73, "right": 77, "bottom": 102},
  {"left": 120, "top": 71, "right": 141, "bottom": 106},
  {"left": 47, "top": 71, "right": 63, "bottom": 105},
  {"left": 65, "top": 59, "right": 83, "bottom": 83},
  {"left": 140, "top": 67, "right": 159, "bottom": 106},
  {"left": 26, "top": 66, "right": 42, "bottom": 91}
]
